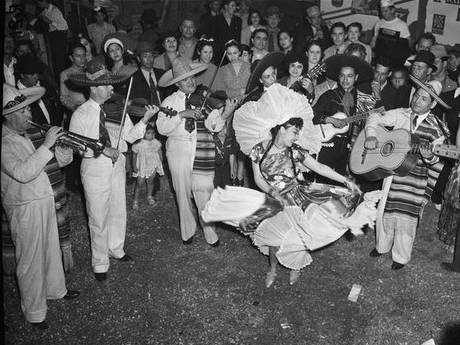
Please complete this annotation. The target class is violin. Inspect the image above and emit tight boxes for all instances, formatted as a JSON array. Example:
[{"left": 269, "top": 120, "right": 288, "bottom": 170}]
[{"left": 188, "top": 84, "right": 227, "bottom": 118}]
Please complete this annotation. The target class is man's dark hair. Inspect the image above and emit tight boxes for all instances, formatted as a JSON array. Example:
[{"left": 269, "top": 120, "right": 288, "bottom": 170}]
[
  {"left": 330, "top": 22, "right": 346, "bottom": 33},
  {"left": 347, "top": 22, "right": 363, "bottom": 33},
  {"left": 417, "top": 32, "right": 436, "bottom": 45}
]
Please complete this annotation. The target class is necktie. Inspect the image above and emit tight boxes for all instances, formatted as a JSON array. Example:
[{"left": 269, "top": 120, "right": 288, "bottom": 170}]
[
  {"left": 412, "top": 113, "right": 418, "bottom": 132},
  {"left": 148, "top": 72, "right": 157, "bottom": 105},
  {"left": 99, "top": 109, "right": 112, "bottom": 147},
  {"left": 342, "top": 91, "right": 354, "bottom": 116},
  {"left": 184, "top": 95, "right": 195, "bottom": 133}
]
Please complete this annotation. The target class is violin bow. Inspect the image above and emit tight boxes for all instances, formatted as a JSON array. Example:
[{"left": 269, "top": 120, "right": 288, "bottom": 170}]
[
  {"left": 115, "top": 76, "right": 134, "bottom": 151},
  {"left": 199, "top": 42, "right": 230, "bottom": 112}
]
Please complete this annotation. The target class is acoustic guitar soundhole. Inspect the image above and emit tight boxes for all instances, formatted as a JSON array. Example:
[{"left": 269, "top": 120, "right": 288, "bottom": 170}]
[{"left": 380, "top": 141, "right": 394, "bottom": 157}]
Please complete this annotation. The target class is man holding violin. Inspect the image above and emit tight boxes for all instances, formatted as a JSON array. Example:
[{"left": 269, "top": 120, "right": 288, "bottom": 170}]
[{"left": 157, "top": 57, "right": 237, "bottom": 246}]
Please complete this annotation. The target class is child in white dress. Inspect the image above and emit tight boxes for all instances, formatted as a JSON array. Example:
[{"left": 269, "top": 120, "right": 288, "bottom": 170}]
[{"left": 132, "top": 125, "right": 164, "bottom": 209}]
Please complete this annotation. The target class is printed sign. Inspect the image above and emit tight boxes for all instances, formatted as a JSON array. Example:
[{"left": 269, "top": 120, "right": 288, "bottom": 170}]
[
  {"left": 445, "top": 0, "right": 460, "bottom": 5},
  {"left": 432, "top": 13, "right": 446, "bottom": 34}
]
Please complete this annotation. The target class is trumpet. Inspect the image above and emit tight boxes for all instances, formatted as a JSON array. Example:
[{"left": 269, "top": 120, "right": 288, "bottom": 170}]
[{"left": 28, "top": 121, "right": 105, "bottom": 156}]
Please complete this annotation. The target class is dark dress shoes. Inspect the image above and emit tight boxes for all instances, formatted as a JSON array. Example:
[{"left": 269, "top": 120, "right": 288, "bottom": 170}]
[
  {"left": 369, "top": 248, "right": 383, "bottom": 257},
  {"left": 344, "top": 230, "right": 355, "bottom": 242},
  {"left": 95, "top": 272, "right": 107, "bottom": 281},
  {"left": 391, "top": 261, "right": 405, "bottom": 270},
  {"left": 63, "top": 290, "right": 80, "bottom": 300},
  {"left": 117, "top": 254, "right": 133, "bottom": 262},
  {"left": 210, "top": 240, "right": 220, "bottom": 247},
  {"left": 31, "top": 321, "right": 48, "bottom": 330},
  {"left": 182, "top": 237, "right": 193, "bottom": 245}
]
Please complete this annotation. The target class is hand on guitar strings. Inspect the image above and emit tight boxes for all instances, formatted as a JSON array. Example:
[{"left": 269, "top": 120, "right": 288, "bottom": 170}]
[{"left": 364, "top": 136, "right": 379, "bottom": 150}]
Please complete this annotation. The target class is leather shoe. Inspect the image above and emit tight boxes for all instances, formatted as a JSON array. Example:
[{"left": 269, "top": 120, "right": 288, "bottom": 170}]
[
  {"left": 63, "top": 290, "right": 80, "bottom": 300},
  {"left": 265, "top": 271, "right": 277, "bottom": 288},
  {"left": 369, "top": 248, "right": 383, "bottom": 257},
  {"left": 344, "top": 230, "right": 355, "bottom": 242},
  {"left": 289, "top": 270, "right": 301, "bottom": 285},
  {"left": 182, "top": 237, "right": 193, "bottom": 245},
  {"left": 95, "top": 272, "right": 107, "bottom": 281},
  {"left": 391, "top": 261, "right": 405, "bottom": 270},
  {"left": 116, "top": 254, "right": 133, "bottom": 262},
  {"left": 31, "top": 321, "right": 48, "bottom": 330},
  {"left": 210, "top": 240, "right": 220, "bottom": 247}
]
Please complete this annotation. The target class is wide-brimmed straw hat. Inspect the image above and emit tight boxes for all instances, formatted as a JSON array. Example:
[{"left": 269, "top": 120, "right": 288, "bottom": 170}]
[
  {"left": 68, "top": 56, "right": 132, "bottom": 87},
  {"left": 158, "top": 57, "right": 208, "bottom": 87},
  {"left": 3, "top": 84, "right": 45, "bottom": 116},
  {"left": 246, "top": 52, "right": 285, "bottom": 93},
  {"left": 408, "top": 74, "right": 451, "bottom": 109},
  {"left": 324, "top": 54, "right": 373, "bottom": 83}
]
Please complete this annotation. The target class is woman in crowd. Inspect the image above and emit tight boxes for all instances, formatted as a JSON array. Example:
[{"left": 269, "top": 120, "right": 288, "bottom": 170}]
[
  {"left": 277, "top": 53, "right": 311, "bottom": 99},
  {"left": 153, "top": 33, "right": 179, "bottom": 71},
  {"left": 306, "top": 40, "right": 332, "bottom": 105},
  {"left": 87, "top": 7, "right": 116, "bottom": 55},
  {"left": 240, "top": 10, "right": 265, "bottom": 46},
  {"left": 346, "top": 22, "right": 372, "bottom": 64},
  {"left": 277, "top": 29, "right": 296, "bottom": 78},
  {"left": 193, "top": 37, "right": 218, "bottom": 89}
]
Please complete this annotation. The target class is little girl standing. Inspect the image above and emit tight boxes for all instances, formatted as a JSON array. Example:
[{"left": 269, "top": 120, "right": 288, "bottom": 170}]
[{"left": 132, "top": 125, "right": 164, "bottom": 209}]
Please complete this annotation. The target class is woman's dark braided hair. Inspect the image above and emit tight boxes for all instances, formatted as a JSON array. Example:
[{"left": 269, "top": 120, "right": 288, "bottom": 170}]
[{"left": 259, "top": 117, "right": 304, "bottom": 178}]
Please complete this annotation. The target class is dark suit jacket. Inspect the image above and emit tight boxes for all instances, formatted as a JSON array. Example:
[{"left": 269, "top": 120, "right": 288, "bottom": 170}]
[
  {"left": 294, "top": 20, "right": 331, "bottom": 53},
  {"left": 375, "top": 82, "right": 398, "bottom": 110},
  {"left": 211, "top": 14, "right": 242, "bottom": 56},
  {"left": 130, "top": 68, "right": 165, "bottom": 106}
]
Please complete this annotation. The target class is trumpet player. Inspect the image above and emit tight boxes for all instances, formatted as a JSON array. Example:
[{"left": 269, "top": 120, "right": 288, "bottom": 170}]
[
  {"left": 69, "top": 57, "right": 158, "bottom": 282},
  {"left": 1, "top": 84, "right": 80, "bottom": 330}
]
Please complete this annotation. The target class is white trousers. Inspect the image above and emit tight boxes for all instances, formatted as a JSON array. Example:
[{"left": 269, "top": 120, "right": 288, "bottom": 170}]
[
  {"left": 81, "top": 154, "right": 127, "bottom": 273},
  {"left": 4, "top": 197, "right": 67, "bottom": 323},
  {"left": 376, "top": 213, "right": 419, "bottom": 264},
  {"left": 166, "top": 138, "right": 218, "bottom": 244}
]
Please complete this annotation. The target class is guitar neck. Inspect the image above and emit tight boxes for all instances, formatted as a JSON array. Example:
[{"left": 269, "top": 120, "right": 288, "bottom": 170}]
[
  {"left": 433, "top": 144, "right": 460, "bottom": 159},
  {"left": 344, "top": 107, "right": 385, "bottom": 124}
]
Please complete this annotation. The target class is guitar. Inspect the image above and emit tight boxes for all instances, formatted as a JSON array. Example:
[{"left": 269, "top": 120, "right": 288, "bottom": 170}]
[
  {"left": 349, "top": 126, "right": 460, "bottom": 181},
  {"left": 318, "top": 107, "right": 385, "bottom": 142}
]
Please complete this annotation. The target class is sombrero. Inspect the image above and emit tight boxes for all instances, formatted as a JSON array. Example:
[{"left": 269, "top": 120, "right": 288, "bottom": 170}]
[
  {"left": 68, "top": 56, "right": 132, "bottom": 87},
  {"left": 408, "top": 74, "right": 451, "bottom": 109},
  {"left": 3, "top": 84, "right": 45, "bottom": 116},
  {"left": 158, "top": 57, "right": 208, "bottom": 87},
  {"left": 324, "top": 54, "right": 373, "bottom": 83},
  {"left": 246, "top": 52, "right": 285, "bottom": 93},
  {"left": 408, "top": 50, "right": 437, "bottom": 72}
]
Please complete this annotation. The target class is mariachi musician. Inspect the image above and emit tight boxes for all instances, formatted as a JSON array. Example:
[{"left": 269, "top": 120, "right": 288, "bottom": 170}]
[
  {"left": 156, "top": 57, "right": 237, "bottom": 246},
  {"left": 364, "top": 77, "right": 451, "bottom": 270},
  {"left": 312, "top": 55, "right": 375, "bottom": 186},
  {"left": 69, "top": 57, "right": 158, "bottom": 281}
]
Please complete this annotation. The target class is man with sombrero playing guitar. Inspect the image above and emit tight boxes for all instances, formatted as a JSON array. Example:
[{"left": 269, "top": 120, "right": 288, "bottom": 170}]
[
  {"left": 69, "top": 58, "right": 158, "bottom": 281},
  {"left": 312, "top": 55, "right": 376, "bottom": 188},
  {"left": 363, "top": 76, "right": 451, "bottom": 270}
]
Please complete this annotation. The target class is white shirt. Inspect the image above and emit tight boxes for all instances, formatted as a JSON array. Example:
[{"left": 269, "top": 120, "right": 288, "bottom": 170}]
[
  {"left": 157, "top": 89, "right": 225, "bottom": 140},
  {"left": 42, "top": 4, "right": 68, "bottom": 31},
  {"left": 69, "top": 98, "right": 146, "bottom": 157},
  {"left": 17, "top": 80, "right": 50, "bottom": 124},
  {"left": 374, "top": 17, "right": 410, "bottom": 39},
  {"left": 454, "top": 87, "right": 460, "bottom": 99}
]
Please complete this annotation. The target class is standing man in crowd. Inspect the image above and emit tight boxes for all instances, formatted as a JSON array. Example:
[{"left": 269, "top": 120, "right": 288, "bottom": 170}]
[
  {"left": 313, "top": 55, "right": 375, "bottom": 185},
  {"left": 323, "top": 22, "right": 349, "bottom": 59},
  {"left": 69, "top": 58, "right": 157, "bottom": 281},
  {"left": 35, "top": 0, "right": 69, "bottom": 78},
  {"left": 2, "top": 84, "right": 79, "bottom": 330},
  {"left": 178, "top": 18, "right": 198, "bottom": 61},
  {"left": 157, "top": 58, "right": 237, "bottom": 246},
  {"left": 366, "top": 77, "right": 450, "bottom": 269},
  {"left": 295, "top": 4, "right": 331, "bottom": 53},
  {"left": 372, "top": 56, "right": 398, "bottom": 110}
]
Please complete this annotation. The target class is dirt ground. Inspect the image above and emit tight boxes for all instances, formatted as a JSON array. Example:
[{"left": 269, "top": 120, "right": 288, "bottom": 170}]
[{"left": 3, "top": 178, "right": 460, "bottom": 345}]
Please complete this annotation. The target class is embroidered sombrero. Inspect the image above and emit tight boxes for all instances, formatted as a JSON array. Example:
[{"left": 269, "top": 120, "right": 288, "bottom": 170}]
[
  {"left": 324, "top": 54, "right": 373, "bottom": 83},
  {"left": 158, "top": 57, "right": 208, "bottom": 87},
  {"left": 3, "top": 84, "right": 45, "bottom": 116},
  {"left": 408, "top": 74, "right": 451, "bottom": 109},
  {"left": 68, "top": 56, "right": 133, "bottom": 87}
]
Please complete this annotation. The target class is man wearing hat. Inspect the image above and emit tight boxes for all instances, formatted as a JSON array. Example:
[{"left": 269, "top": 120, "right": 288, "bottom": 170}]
[
  {"left": 157, "top": 57, "right": 237, "bottom": 246},
  {"left": 408, "top": 50, "right": 437, "bottom": 103},
  {"left": 2, "top": 84, "right": 79, "bottom": 330},
  {"left": 364, "top": 77, "right": 450, "bottom": 270},
  {"left": 69, "top": 59, "right": 158, "bottom": 281},
  {"left": 312, "top": 55, "right": 376, "bottom": 186},
  {"left": 130, "top": 41, "right": 164, "bottom": 106}
]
